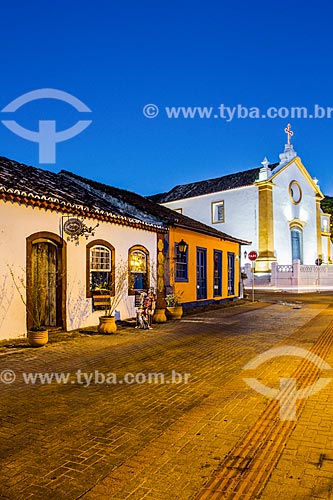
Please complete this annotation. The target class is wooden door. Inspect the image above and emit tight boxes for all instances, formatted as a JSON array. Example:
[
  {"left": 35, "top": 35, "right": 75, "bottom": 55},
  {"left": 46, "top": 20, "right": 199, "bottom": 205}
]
[{"left": 31, "top": 241, "right": 59, "bottom": 327}]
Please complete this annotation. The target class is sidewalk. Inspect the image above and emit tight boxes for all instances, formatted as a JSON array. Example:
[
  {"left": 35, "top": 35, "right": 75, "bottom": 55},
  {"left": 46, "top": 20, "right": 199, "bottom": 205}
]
[
  {"left": 0, "top": 300, "right": 266, "bottom": 356},
  {"left": 1, "top": 297, "right": 332, "bottom": 500}
]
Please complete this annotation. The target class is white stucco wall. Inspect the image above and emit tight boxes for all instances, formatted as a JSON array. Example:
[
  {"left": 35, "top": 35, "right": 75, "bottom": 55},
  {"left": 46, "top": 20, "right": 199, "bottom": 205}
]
[
  {"left": 272, "top": 162, "right": 318, "bottom": 265},
  {"left": 162, "top": 185, "right": 258, "bottom": 250},
  {"left": 162, "top": 161, "right": 321, "bottom": 267},
  {"left": 0, "top": 201, "right": 157, "bottom": 340}
]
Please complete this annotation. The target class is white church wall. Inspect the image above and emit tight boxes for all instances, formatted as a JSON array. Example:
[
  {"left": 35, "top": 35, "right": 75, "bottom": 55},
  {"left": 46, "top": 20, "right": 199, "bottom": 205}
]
[
  {"left": 272, "top": 161, "right": 318, "bottom": 265},
  {"left": 271, "top": 261, "right": 333, "bottom": 289},
  {"left": 162, "top": 185, "right": 258, "bottom": 246},
  {"left": 161, "top": 155, "right": 321, "bottom": 269},
  {"left": 0, "top": 201, "right": 157, "bottom": 340}
]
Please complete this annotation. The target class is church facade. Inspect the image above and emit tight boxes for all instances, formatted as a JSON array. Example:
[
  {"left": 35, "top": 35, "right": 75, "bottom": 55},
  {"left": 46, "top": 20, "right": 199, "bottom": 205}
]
[{"left": 151, "top": 131, "right": 332, "bottom": 273}]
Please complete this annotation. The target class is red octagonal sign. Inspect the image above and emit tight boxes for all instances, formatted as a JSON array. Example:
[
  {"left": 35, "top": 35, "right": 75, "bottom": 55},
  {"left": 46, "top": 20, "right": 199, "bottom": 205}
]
[{"left": 248, "top": 251, "right": 258, "bottom": 261}]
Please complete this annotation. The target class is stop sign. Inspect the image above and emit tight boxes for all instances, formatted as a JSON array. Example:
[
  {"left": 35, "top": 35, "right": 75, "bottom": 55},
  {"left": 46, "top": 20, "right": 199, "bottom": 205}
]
[{"left": 248, "top": 251, "right": 258, "bottom": 261}]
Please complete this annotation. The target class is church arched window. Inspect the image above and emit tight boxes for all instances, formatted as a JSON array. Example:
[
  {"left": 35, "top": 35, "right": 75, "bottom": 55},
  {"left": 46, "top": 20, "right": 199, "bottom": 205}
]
[{"left": 291, "top": 227, "right": 303, "bottom": 264}]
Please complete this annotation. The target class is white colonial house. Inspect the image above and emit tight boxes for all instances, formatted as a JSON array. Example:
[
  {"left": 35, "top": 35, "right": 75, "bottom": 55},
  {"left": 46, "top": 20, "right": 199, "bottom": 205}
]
[
  {"left": 0, "top": 157, "right": 166, "bottom": 340},
  {"left": 0, "top": 156, "right": 247, "bottom": 340},
  {"left": 151, "top": 133, "right": 332, "bottom": 274}
]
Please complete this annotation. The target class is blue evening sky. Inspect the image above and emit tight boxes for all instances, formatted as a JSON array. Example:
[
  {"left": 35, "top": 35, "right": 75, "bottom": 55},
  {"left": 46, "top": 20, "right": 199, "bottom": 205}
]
[{"left": 1, "top": 1, "right": 333, "bottom": 196}]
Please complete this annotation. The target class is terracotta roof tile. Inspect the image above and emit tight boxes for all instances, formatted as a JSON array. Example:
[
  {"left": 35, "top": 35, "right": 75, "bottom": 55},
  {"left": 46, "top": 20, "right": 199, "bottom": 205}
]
[
  {"left": 0, "top": 156, "right": 249, "bottom": 244},
  {"left": 61, "top": 171, "right": 250, "bottom": 244}
]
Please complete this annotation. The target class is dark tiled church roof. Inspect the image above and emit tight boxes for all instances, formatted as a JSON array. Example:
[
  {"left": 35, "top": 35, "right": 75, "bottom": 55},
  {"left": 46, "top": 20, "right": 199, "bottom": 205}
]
[{"left": 149, "top": 165, "right": 279, "bottom": 203}]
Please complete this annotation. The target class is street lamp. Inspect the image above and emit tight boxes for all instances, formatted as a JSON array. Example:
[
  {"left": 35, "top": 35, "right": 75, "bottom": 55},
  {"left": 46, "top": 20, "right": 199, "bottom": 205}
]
[{"left": 178, "top": 239, "right": 188, "bottom": 255}]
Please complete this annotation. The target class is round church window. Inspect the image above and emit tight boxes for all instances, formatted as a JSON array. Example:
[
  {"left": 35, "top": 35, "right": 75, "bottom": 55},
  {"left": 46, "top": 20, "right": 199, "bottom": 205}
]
[{"left": 289, "top": 181, "right": 302, "bottom": 204}]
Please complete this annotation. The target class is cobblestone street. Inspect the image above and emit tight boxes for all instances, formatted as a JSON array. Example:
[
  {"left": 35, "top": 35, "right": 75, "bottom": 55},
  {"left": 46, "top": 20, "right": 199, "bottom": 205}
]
[{"left": 1, "top": 295, "right": 333, "bottom": 500}]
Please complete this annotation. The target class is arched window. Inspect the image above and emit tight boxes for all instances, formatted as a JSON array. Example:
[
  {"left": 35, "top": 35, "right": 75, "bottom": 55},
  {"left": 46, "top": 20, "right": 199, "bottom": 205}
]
[
  {"left": 291, "top": 228, "right": 303, "bottom": 264},
  {"left": 128, "top": 246, "right": 149, "bottom": 294},
  {"left": 86, "top": 240, "right": 115, "bottom": 297}
]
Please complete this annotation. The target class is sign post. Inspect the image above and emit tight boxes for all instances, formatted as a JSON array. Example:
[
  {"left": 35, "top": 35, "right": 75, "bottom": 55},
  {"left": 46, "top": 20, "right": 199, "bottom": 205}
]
[
  {"left": 248, "top": 251, "right": 258, "bottom": 302},
  {"left": 315, "top": 257, "right": 323, "bottom": 290}
]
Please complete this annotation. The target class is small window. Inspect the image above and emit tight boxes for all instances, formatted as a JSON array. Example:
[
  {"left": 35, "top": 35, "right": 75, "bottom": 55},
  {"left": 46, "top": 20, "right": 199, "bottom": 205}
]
[
  {"left": 129, "top": 246, "right": 149, "bottom": 294},
  {"left": 86, "top": 240, "right": 115, "bottom": 298},
  {"left": 322, "top": 217, "right": 330, "bottom": 233},
  {"left": 90, "top": 245, "right": 112, "bottom": 291},
  {"left": 212, "top": 201, "right": 225, "bottom": 224},
  {"left": 175, "top": 243, "right": 188, "bottom": 282}
]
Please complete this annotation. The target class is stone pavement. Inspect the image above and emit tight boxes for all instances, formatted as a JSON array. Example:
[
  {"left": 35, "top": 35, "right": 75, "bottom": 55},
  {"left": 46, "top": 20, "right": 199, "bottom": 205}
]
[{"left": 1, "top": 297, "right": 333, "bottom": 500}]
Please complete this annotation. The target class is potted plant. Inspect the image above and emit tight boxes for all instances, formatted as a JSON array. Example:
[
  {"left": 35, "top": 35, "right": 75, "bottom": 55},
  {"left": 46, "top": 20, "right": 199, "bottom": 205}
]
[
  {"left": 97, "top": 261, "right": 128, "bottom": 334},
  {"left": 165, "top": 291, "right": 184, "bottom": 320},
  {"left": 8, "top": 265, "right": 49, "bottom": 347}
]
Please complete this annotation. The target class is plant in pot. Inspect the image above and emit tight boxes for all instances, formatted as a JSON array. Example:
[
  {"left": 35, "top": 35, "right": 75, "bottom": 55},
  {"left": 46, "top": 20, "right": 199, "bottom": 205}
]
[
  {"left": 8, "top": 265, "right": 49, "bottom": 347},
  {"left": 97, "top": 260, "right": 128, "bottom": 334},
  {"left": 165, "top": 290, "right": 184, "bottom": 320}
]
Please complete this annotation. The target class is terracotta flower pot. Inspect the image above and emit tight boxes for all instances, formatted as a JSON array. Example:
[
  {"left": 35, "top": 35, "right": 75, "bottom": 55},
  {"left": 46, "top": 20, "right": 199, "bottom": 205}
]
[
  {"left": 98, "top": 316, "right": 117, "bottom": 334},
  {"left": 28, "top": 330, "right": 49, "bottom": 347},
  {"left": 166, "top": 306, "right": 183, "bottom": 320}
]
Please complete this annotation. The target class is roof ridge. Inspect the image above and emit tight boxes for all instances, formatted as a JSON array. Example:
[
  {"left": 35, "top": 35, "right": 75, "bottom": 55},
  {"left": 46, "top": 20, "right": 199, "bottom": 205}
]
[
  {"left": 149, "top": 164, "right": 282, "bottom": 203},
  {"left": 173, "top": 165, "right": 262, "bottom": 188},
  {"left": 59, "top": 170, "right": 249, "bottom": 243},
  {"left": 0, "top": 155, "right": 249, "bottom": 244}
]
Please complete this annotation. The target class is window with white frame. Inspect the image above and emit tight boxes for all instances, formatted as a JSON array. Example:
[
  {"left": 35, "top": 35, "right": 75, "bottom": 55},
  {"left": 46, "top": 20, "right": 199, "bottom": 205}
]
[
  {"left": 89, "top": 245, "right": 112, "bottom": 292},
  {"left": 211, "top": 201, "right": 225, "bottom": 224}
]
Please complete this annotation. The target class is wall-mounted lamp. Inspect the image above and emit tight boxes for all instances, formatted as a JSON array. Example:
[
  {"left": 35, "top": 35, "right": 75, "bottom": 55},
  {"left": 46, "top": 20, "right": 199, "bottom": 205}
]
[
  {"left": 244, "top": 250, "right": 248, "bottom": 259},
  {"left": 178, "top": 239, "right": 188, "bottom": 255}
]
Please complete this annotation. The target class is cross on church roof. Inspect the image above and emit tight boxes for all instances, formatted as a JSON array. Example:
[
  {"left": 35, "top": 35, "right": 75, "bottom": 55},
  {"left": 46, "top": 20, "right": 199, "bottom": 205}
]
[{"left": 284, "top": 123, "right": 294, "bottom": 145}]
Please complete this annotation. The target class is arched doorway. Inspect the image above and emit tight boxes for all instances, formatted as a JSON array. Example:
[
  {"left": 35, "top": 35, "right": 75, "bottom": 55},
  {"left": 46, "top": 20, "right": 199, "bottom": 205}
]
[{"left": 26, "top": 232, "right": 66, "bottom": 330}]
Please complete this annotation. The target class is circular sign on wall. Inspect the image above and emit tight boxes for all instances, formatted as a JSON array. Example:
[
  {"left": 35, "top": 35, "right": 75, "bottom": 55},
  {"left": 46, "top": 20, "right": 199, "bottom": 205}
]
[{"left": 63, "top": 218, "right": 84, "bottom": 236}]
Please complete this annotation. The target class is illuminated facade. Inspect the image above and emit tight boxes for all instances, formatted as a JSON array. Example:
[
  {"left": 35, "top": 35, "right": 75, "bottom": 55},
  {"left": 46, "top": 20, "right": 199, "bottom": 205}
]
[
  {"left": 0, "top": 156, "right": 247, "bottom": 340},
  {"left": 152, "top": 139, "right": 331, "bottom": 272}
]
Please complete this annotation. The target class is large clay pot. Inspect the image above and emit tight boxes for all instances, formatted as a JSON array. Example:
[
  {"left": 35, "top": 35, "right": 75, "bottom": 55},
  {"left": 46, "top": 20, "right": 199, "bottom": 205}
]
[
  {"left": 98, "top": 316, "right": 117, "bottom": 334},
  {"left": 153, "top": 308, "right": 167, "bottom": 323},
  {"left": 166, "top": 306, "right": 183, "bottom": 320},
  {"left": 28, "top": 330, "right": 49, "bottom": 347}
]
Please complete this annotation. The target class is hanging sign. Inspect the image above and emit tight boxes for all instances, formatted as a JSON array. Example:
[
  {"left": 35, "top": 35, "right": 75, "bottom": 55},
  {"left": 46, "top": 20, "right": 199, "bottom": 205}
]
[{"left": 63, "top": 218, "right": 84, "bottom": 236}]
